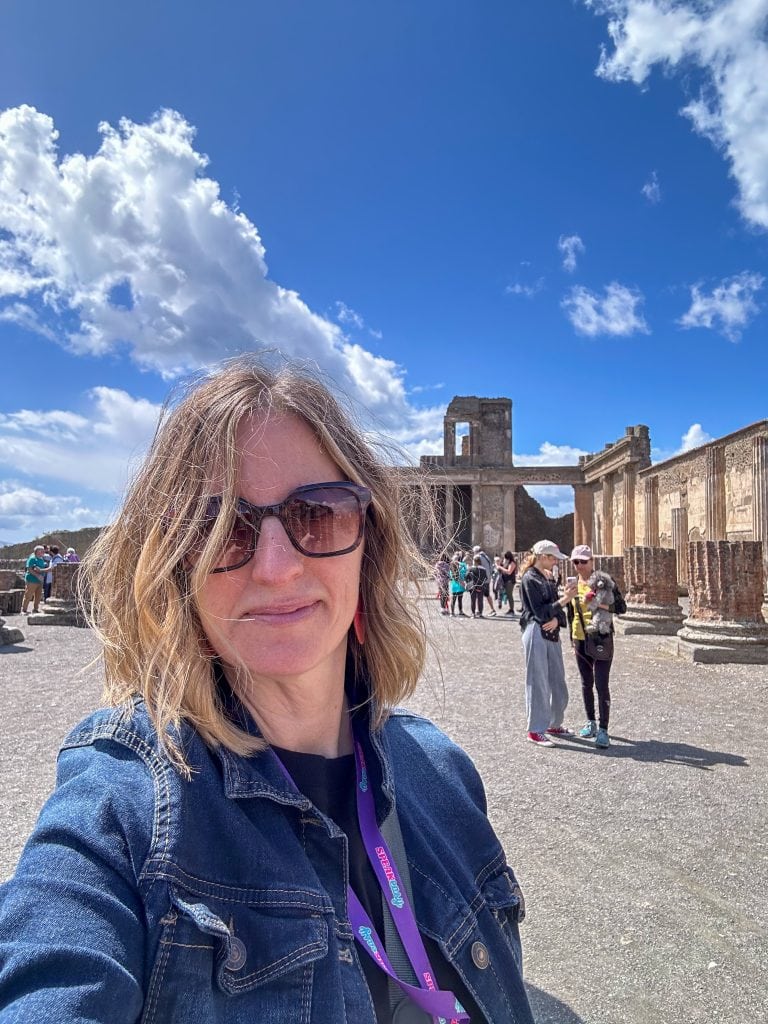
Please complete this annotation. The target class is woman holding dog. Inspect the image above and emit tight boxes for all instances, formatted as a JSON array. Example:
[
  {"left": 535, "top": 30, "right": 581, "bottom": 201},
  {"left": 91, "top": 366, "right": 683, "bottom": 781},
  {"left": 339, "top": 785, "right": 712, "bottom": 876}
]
[
  {"left": 567, "top": 544, "right": 614, "bottom": 749},
  {"left": 519, "top": 540, "right": 578, "bottom": 747}
]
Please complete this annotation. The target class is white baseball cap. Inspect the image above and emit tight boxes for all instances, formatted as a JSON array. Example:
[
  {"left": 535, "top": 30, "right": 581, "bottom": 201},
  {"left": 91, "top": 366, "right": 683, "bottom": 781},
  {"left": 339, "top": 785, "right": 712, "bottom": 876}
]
[{"left": 532, "top": 540, "right": 566, "bottom": 560}]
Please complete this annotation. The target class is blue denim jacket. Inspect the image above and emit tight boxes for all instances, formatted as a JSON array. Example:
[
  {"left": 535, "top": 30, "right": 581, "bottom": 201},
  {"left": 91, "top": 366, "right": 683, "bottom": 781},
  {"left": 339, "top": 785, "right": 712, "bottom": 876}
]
[{"left": 0, "top": 697, "right": 533, "bottom": 1023}]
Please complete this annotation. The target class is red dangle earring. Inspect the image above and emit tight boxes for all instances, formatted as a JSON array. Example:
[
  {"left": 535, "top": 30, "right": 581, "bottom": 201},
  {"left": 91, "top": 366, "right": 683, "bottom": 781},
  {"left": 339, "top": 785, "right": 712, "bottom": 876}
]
[{"left": 353, "top": 596, "right": 366, "bottom": 645}]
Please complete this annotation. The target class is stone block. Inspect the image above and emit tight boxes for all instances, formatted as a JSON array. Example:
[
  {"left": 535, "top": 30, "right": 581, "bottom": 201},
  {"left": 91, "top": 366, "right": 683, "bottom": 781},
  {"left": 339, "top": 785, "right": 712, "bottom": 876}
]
[{"left": 0, "top": 615, "right": 24, "bottom": 646}]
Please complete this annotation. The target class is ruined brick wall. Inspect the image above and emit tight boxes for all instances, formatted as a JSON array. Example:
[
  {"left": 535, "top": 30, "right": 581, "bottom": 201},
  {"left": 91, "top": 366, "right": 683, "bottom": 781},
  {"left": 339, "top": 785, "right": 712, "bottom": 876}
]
[
  {"left": 624, "top": 547, "right": 679, "bottom": 606},
  {"left": 687, "top": 541, "right": 764, "bottom": 622}
]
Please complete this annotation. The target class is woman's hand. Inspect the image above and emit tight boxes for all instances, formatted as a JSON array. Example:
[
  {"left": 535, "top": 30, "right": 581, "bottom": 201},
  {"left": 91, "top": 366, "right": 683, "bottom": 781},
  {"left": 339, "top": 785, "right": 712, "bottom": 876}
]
[
  {"left": 542, "top": 617, "right": 559, "bottom": 632},
  {"left": 562, "top": 581, "right": 579, "bottom": 601}
]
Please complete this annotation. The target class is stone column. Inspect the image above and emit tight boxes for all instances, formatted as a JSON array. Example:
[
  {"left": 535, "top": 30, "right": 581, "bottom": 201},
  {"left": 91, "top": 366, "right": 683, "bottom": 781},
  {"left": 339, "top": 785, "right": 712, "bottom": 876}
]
[
  {"left": 573, "top": 485, "right": 592, "bottom": 548},
  {"left": 673, "top": 541, "right": 768, "bottom": 663},
  {"left": 470, "top": 485, "right": 482, "bottom": 547},
  {"left": 753, "top": 436, "right": 768, "bottom": 604},
  {"left": 29, "top": 560, "right": 84, "bottom": 626},
  {"left": 502, "top": 485, "right": 516, "bottom": 555},
  {"left": 601, "top": 476, "right": 614, "bottom": 554},
  {"left": 614, "top": 546, "right": 684, "bottom": 635},
  {"left": 593, "top": 555, "right": 625, "bottom": 594},
  {"left": 705, "top": 445, "right": 726, "bottom": 541},
  {"left": 444, "top": 419, "right": 456, "bottom": 467},
  {"left": 445, "top": 483, "right": 455, "bottom": 548},
  {"left": 643, "top": 477, "right": 659, "bottom": 547},
  {"left": 623, "top": 468, "right": 636, "bottom": 550},
  {"left": 671, "top": 507, "right": 689, "bottom": 592}
]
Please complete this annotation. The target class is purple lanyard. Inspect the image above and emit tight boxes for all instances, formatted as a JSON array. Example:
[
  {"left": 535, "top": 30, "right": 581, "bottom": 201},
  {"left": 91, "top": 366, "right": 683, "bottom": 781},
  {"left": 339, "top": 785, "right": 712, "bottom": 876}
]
[{"left": 273, "top": 733, "right": 469, "bottom": 1024}]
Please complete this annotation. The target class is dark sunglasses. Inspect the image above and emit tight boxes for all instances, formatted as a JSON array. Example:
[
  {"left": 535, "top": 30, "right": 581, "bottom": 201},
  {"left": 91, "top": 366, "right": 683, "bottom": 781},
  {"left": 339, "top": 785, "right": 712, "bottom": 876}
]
[
  {"left": 193, "top": 481, "right": 372, "bottom": 573},
  {"left": 572, "top": 559, "right": 591, "bottom": 565}
]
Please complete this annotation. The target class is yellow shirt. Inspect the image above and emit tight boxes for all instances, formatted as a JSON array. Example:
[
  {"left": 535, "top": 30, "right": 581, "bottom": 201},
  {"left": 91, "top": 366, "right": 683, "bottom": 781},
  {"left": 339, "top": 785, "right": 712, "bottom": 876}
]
[{"left": 570, "top": 580, "right": 593, "bottom": 641}]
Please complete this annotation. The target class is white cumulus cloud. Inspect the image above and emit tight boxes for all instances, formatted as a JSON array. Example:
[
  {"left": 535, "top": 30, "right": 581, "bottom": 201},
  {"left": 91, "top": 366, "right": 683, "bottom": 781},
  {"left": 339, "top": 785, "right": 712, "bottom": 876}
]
[
  {"left": 558, "top": 234, "right": 585, "bottom": 273},
  {"left": 562, "top": 281, "right": 650, "bottom": 336},
  {"left": 514, "top": 442, "right": 589, "bottom": 466},
  {"left": 505, "top": 278, "right": 545, "bottom": 298},
  {"left": 0, "top": 482, "right": 107, "bottom": 536},
  {"left": 586, "top": 0, "right": 768, "bottom": 229},
  {"left": 641, "top": 170, "right": 662, "bottom": 203},
  {"left": 678, "top": 270, "right": 764, "bottom": 341},
  {"left": 0, "top": 388, "right": 162, "bottom": 494},
  {"left": 680, "top": 423, "right": 713, "bottom": 451},
  {"left": 0, "top": 105, "right": 420, "bottom": 435}
]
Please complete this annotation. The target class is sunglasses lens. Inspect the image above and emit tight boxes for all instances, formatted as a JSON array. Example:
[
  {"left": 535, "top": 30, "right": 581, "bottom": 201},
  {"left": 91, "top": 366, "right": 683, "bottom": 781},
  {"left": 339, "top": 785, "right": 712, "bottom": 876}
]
[
  {"left": 216, "top": 513, "right": 256, "bottom": 570},
  {"left": 286, "top": 486, "right": 363, "bottom": 556}
]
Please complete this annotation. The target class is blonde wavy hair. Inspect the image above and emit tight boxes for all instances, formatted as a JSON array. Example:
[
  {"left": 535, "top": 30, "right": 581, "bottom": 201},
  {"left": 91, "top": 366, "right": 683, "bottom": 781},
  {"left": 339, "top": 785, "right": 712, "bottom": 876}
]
[{"left": 80, "top": 357, "right": 428, "bottom": 772}]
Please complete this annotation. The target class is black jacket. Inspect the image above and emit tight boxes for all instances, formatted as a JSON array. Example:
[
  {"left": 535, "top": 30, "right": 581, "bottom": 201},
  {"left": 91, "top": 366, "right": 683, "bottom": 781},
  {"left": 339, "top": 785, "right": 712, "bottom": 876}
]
[{"left": 519, "top": 567, "right": 566, "bottom": 630}]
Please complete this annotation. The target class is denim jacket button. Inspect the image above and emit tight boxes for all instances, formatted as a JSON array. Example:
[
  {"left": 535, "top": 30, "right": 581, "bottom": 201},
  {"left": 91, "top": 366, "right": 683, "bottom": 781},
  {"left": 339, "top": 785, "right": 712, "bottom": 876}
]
[
  {"left": 225, "top": 935, "right": 247, "bottom": 971},
  {"left": 471, "top": 941, "right": 489, "bottom": 969}
]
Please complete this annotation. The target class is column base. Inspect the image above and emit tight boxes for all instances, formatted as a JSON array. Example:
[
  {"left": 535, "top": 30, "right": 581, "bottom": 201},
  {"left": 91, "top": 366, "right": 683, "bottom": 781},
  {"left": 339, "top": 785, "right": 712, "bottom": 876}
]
[
  {"left": 27, "top": 600, "right": 85, "bottom": 627},
  {"left": 614, "top": 603, "right": 685, "bottom": 636},
  {"left": 667, "top": 618, "right": 768, "bottom": 664}
]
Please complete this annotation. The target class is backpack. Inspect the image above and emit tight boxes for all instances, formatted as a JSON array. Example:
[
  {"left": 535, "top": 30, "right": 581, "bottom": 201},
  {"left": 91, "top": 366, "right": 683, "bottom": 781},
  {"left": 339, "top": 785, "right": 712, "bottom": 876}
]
[{"left": 611, "top": 584, "right": 627, "bottom": 616}]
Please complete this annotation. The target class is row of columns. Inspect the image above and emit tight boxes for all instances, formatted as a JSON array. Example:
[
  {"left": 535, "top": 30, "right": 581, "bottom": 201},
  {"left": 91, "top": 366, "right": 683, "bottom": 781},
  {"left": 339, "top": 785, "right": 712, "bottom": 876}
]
[
  {"left": 575, "top": 437, "right": 768, "bottom": 591},
  {"left": 615, "top": 542, "right": 768, "bottom": 663}
]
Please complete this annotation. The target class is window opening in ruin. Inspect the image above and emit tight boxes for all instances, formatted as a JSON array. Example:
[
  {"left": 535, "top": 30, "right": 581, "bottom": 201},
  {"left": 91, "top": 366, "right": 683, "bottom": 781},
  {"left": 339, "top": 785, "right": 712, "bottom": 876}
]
[
  {"left": 455, "top": 423, "right": 470, "bottom": 459},
  {"left": 516, "top": 485, "right": 574, "bottom": 553}
]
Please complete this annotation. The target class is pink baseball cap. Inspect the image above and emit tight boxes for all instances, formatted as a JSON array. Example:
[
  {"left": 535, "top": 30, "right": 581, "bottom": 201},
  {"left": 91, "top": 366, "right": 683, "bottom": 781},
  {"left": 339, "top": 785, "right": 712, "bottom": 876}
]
[{"left": 570, "top": 545, "right": 593, "bottom": 561}]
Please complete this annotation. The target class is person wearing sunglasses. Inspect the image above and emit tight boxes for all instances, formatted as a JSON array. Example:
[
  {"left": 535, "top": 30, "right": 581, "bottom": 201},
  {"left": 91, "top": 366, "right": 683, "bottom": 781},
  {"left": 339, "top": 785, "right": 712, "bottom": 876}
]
[
  {"left": 518, "top": 540, "right": 579, "bottom": 747},
  {"left": 567, "top": 545, "right": 614, "bottom": 749},
  {"left": 0, "top": 357, "right": 533, "bottom": 1024}
]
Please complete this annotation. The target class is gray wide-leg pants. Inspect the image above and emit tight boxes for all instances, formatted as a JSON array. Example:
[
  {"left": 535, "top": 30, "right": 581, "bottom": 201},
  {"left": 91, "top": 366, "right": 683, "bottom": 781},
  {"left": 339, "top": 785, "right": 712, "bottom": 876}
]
[{"left": 521, "top": 622, "right": 569, "bottom": 733}]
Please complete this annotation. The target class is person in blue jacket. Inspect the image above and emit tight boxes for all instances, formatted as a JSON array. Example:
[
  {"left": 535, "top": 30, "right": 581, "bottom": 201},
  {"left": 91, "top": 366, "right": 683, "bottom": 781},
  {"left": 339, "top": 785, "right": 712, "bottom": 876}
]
[{"left": 0, "top": 357, "right": 534, "bottom": 1024}]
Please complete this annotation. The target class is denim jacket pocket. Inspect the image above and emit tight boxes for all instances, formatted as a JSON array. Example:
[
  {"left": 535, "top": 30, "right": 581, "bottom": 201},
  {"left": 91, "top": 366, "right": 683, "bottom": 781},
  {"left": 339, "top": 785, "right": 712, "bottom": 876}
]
[
  {"left": 141, "top": 886, "right": 329, "bottom": 1024},
  {"left": 479, "top": 867, "right": 526, "bottom": 972}
]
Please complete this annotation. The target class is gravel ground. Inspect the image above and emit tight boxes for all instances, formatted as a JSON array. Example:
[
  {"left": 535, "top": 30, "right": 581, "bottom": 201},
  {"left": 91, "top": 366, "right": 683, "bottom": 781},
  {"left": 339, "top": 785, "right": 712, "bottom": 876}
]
[{"left": 1, "top": 602, "right": 766, "bottom": 1023}]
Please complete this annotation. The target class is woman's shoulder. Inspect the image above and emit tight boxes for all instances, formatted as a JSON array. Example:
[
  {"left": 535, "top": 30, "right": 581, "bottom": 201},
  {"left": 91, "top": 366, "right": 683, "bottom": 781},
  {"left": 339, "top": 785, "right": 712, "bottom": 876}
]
[{"left": 383, "top": 711, "right": 483, "bottom": 783}]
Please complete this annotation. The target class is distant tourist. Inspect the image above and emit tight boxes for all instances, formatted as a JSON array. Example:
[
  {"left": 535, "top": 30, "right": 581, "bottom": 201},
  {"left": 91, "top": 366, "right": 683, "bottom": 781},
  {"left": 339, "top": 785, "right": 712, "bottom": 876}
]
[
  {"left": 472, "top": 544, "right": 497, "bottom": 616},
  {"left": 433, "top": 550, "right": 451, "bottom": 615},
  {"left": 566, "top": 544, "right": 617, "bottom": 749},
  {"left": 519, "top": 540, "right": 578, "bottom": 747},
  {"left": 66, "top": 547, "right": 80, "bottom": 563},
  {"left": 499, "top": 550, "right": 518, "bottom": 617},
  {"left": 464, "top": 555, "right": 489, "bottom": 618},
  {"left": 44, "top": 546, "right": 65, "bottom": 602},
  {"left": 21, "top": 546, "right": 47, "bottom": 614},
  {"left": 449, "top": 550, "right": 468, "bottom": 616}
]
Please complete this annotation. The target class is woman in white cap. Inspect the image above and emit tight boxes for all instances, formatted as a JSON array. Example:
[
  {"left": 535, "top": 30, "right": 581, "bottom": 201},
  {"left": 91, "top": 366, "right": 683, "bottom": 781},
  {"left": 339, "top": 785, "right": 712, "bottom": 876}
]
[
  {"left": 518, "top": 540, "right": 578, "bottom": 746},
  {"left": 567, "top": 545, "right": 613, "bottom": 748}
]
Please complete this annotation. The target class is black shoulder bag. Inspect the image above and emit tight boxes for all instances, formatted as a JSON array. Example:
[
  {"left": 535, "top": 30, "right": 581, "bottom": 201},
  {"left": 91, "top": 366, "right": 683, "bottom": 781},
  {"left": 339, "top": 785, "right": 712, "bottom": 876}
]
[{"left": 575, "top": 597, "right": 614, "bottom": 662}]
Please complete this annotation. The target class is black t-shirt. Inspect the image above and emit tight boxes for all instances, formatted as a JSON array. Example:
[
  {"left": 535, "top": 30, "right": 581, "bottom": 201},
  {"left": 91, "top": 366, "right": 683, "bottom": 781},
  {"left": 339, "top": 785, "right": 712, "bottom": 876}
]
[{"left": 272, "top": 746, "right": 485, "bottom": 1024}]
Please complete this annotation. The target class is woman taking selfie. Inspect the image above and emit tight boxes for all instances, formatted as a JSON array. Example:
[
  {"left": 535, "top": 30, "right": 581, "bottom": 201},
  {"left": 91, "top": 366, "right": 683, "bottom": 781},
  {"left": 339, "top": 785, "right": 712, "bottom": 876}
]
[{"left": 0, "top": 359, "right": 533, "bottom": 1024}]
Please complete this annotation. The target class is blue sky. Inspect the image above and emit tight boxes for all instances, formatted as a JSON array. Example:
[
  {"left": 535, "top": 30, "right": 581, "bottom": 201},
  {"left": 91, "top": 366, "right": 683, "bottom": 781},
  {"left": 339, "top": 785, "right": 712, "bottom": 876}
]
[{"left": 1, "top": 0, "right": 767, "bottom": 543}]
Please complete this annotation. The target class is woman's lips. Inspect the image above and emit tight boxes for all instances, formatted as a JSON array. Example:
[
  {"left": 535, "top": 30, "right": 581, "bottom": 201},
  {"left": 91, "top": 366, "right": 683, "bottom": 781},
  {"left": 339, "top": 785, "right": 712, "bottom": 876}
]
[{"left": 239, "top": 600, "right": 320, "bottom": 625}]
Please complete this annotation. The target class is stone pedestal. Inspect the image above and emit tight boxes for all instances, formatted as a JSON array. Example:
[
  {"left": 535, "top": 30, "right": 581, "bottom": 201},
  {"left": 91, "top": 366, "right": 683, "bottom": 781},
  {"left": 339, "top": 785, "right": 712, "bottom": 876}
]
[
  {"left": 0, "top": 614, "right": 24, "bottom": 646},
  {"left": 614, "top": 546, "right": 684, "bottom": 635},
  {"left": 593, "top": 555, "right": 625, "bottom": 593},
  {"left": 27, "top": 562, "right": 85, "bottom": 627},
  {"left": 671, "top": 541, "right": 768, "bottom": 663},
  {"left": 0, "top": 590, "right": 23, "bottom": 615}
]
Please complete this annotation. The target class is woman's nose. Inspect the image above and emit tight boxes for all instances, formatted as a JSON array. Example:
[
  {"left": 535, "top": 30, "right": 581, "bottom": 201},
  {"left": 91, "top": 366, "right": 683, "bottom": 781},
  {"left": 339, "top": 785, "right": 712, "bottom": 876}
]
[{"left": 247, "top": 515, "right": 304, "bottom": 582}]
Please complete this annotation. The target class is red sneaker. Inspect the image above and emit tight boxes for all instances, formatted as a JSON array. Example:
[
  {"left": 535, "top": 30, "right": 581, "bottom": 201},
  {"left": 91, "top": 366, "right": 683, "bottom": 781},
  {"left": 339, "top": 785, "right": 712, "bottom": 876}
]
[
  {"left": 527, "top": 731, "right": 555, "bottom": 747},
  {"left": 546, "top": 726, "right": 574, "bottom": 736}
]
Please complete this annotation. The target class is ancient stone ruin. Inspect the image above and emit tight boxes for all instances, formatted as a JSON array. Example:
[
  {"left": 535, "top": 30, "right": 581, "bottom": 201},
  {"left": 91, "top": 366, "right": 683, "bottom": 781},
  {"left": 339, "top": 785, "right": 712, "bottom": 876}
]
[
  {"left": 27, "top": 562, "right": 84, "bottom": 627},
  {"left": 614, "top": 547, "right": 685, "bottom": 636},
  {"left": 671, "top": 541, "right": 768, "bottom": 663}
]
